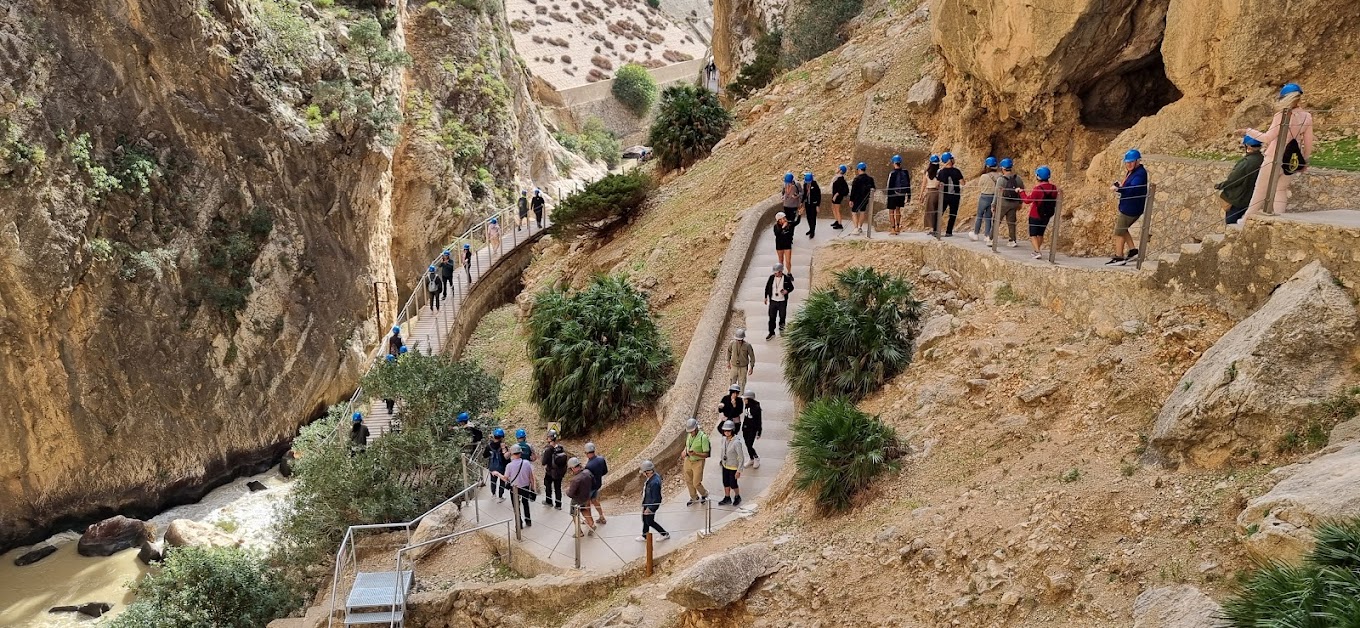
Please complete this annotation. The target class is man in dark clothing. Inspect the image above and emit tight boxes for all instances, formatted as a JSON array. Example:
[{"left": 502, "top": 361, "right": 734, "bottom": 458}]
[
  {"left": 763, "top": 263, "right": 794, "bottom": 339},
  {"left": 935, "top": 152, "right": 965, "bottom": 236},
  {"left": 486, "top": 428, "right": 510, "bottom": 501},
  {"left": 849, "top": 162, "right": 876, "bottom": 236},
  {"left": 566, "top": 457, "right": 597, "bottom": 537},
  {"left": 457, "top": 411, "right": 482, "bottom": 456},
  {"left": 584, "top": 442, "right": 608, "bottom": 524},
  {"left": 350, "top": 413, "right": 370, "bottom": 456},
  {"left": 995, "top": 159, "right": 1024, "bottom": 247},
  {"left": 1108, "top": 149, "right": 1149, "bottom": 266},
  {"left": 437, "top": 251, "right": 456, "bottom": 298},
  {"left": 830, "top": 165, "right": 850, "bottom": 230},
  {"left": 531, "top": 189, "right": 546, "bottom": 228},
  {"left": 740, "top": 388, "right": 762, "bottom": 468},
  {"left": 544, "top": 442, "right": 568, "bottom": 509},
  {"left": 885, "top": 154, "right": 912, "bottom": 235},
  {"left": 801, "top": 172, "right": 821, "bottom": 238},
  {"left": 462, "top": 243, "right": 473, "bottom": 282},
  {"left": 637, "top": 460, "right": 670, "bottom": 542},
  {"left": 717, "top": 384, "right": 744, "bottom": 433},
  {"left": 426, "top": 265, "right": 444, "bottom": 311},
  {"left": 387, "top": 326, "right": 404, "bottom": 357},
  {"left": 1218, "top": 136, "right": 1265, "bottom": 225},
  {"left": 383, "top": 354, "right": 397, "bottom": 414},
  {"left": 517, "top": 190, "right": 529, "bottom": 231}
]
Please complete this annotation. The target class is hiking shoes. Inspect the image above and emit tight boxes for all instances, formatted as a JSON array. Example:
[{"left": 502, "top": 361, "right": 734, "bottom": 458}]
[
  {"left": 686, "top": 499, "right": 696, "bottom": 507},
  {"left": 718, "top": 496, "right": 732, "bottom": 506},
  {"left": 733, "top": 496, "right": 742, "bottom": 506},
  {"left": 1105, "top": 256, "right": 1125, "bottom": 265}
]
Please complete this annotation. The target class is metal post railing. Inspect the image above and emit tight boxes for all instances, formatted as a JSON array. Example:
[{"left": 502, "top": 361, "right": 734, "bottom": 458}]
[
  {"left": 510, "top": 484, "right": 522, "bottom": 541},
  {"left": 1136, "top": 183, "right": 1156, "bottom": 270},
  {"left": 934, "top": 187, "right": 945, "bottom": 240},
  {"left": 1261, "top": 107, "right": 1294, "bottom": 216},
  {"left": 705, "top": 496, "right": 712, "bottom": 534},
  {"left": 1047, "top": 192, "right": 1063, "bottom": 264},
  {"left": 572, "top": 504, "right": 582, "bottom": 568}
]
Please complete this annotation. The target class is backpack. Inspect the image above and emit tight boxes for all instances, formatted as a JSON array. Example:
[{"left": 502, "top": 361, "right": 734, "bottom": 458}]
[
  {"left": 1281, "top": 138, "right": 1307, "bottom": 175},
  {"left": 519, "top": 442, "right": 535, "bottom": 462},
  {"left": 427, "top": 273, "right": 441, "bottom": 293},
  {"left": 552, "top": 447, "right": 568, "bottom": 473},
  {"left": 999, "top": 174, "right": 1023, "bottom": 202},
  {"left": 1036, "top": 187, "right": 1058, "bottom": 219}
]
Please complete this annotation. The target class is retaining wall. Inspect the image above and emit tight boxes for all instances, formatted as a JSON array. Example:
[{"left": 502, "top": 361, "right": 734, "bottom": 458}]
[{"left": 445, "top": 230, "right": 548, "bottom": 361}]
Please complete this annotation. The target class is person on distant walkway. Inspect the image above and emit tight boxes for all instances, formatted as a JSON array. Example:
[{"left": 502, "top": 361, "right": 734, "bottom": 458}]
[
  {"left": 383, "top": 354, "right": 397, "bottom": 414},
  {"left": 514, "top": 428, "right": 535, "bottom": 462},
  {"left": 741, "top": 388, "right": 762, "bottom": 468},
  {"left": 726, "top": 328, "right": 755, "bottom": 389},
  {"left": 532, "top": 189, "right": 546, "bottom": 228},
  {"left": 848, "top": 162, "right": 876, "bottom": 236},
  {"left": 566, "top": 457, "right": 597, "bottom": 537},
  {"left": 495, "top": 444, "right": 537, "bottom": 528},
  {"left": 801, "top": 172, "right": 821, "bottom": 238},
  {"left": 387, "top": 326, "right": 404, "bottom": 358},
  {"left": 717, "top": 420, "right": 745, "bottom": 506},
  {"left": 637, "top": 460, "right": 671, "bottom": 542},
  {"left": 922, "top": 155, "right": 941, "bottom": 235},
  {"left": 1020, "top": 166, "right": 1059, "bottom": 260},
  {"left": 717, "top": 383, "right": 744, "bottom": 434},
  {"left": 545, "top": 439, "right": 567, "bottom": 509},
  {"left": 426, "top": 265, "right": 444, "bottom": 311},
  {"left": 971, "top": 157, "right": 999, "bottom": 244},
  {"left": 437, "top": 251, "right": 456, "bottom": 298},
  {"left": 764, "top": 263, "right": 794, "bottom": 339},
  {"left": 584, "top": 442, "right": 608, "bottom": 524},
  {"left": 996, "top": 158, "right": 1023, "bottom": 247},
  {"left": 773, "top": 212, "right": 795, "bottom": 273},
  {"left": 517, "top": 190, "right": 530, "bottom": 231},
  {"left": 780, "top": 172, "right": 802, "bottom": 225},
  {"left": 461, "top": 243, "right": 473, "bottom": 282},
  {"left": 1107, "top": 149, "right": 1148, "bottom": 266},
  {"left": 350, "top": 412, "right": 371, "bottom": 456},
  {"left": 680, "top": 418, "right": 710, "bottom": 506},
  {"left": 1218, "top": 136, "right": 1264, "bottom": 225},
  {"left": 487, "top": 428, "right": 510, "bottom": 502},
  {"left": 457, "top": 411, "right": 483, "bottom": 457},
  {"left": 1238, "top": 83, "right": 1314, "bottom": 219},
  {"left": 936, "top": 152, "right": 965, "bottom": 237},
  {"left": 487, "top": 217, "right": 503, "bottom": 257},
  {"left": 829, "top": 164, "right": 849, "bottom": 230},
  {"left": 885, "top": 154, "right": 912, "bottom": 235}
]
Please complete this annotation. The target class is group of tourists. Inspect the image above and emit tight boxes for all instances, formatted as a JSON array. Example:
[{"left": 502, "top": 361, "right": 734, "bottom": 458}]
[{"left": 517, "top": 189, "right": 547, "bottom": 230}]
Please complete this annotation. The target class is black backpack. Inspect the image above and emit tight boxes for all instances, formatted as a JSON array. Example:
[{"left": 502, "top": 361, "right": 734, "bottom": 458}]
[{"left": 1281, "top": 138, "right": 1307, "bottom": 175}]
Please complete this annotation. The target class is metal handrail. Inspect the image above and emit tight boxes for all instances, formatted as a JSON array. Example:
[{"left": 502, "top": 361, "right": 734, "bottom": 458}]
[{"left": 390, "top": 518, "right": 515, "bottom": 627}]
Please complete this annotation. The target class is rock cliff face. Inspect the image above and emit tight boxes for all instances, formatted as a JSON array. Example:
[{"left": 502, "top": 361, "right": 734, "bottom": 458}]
[{"left": 0, "top": 0, "right": 563, "bottom": 550}]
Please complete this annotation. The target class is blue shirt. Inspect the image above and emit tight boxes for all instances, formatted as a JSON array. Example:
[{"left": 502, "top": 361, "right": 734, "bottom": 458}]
[
  {"left": 1116, "top": 165, "right": 1149, "bottom": 217},
  {"left": 585, "top": 455, "right": 608, "bottom": 491}
]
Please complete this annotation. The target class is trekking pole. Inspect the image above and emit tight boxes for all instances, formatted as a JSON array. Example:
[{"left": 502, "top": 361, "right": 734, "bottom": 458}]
[{"left": 1048, "top": 191, "right": 1062, "bottom": 264}]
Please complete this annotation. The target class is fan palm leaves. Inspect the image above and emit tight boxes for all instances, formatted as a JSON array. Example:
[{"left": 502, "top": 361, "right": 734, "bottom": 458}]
[
  {"left": 647, "top": 84, "right": 732, "bottom": 172},
  {"left": 1222, "top": 518, "right": 1360, "bottom": 626},
  {"left": 790, "top": 398, "right": 901, "bottom": 513}
]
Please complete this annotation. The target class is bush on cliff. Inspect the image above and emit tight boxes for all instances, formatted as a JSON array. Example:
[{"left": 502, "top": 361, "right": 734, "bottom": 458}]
[
  {"left": 528, "top": 274, "right": 673, "bottom": 436},
  {"left": 790, "top": 398, "right": 901, "bottom": 513},
  {"left": 727, "top": 30, "right": 781, "bottom": 99},
  {"left": 612, "top": 63, "right": 658, "bottom": 116},
  {"left": 110, "top": 546, "right": 301, "bottom": 628},
  {"left": 647, "top": 84, "right": 731, "bottom": 171},
  {"left": 783, "top": 266, "right": 922, "bottom": 402},
  {"left": 785, "top": 0, "right": 862, "bottom": 65},
  {"left": 360, "top": 350, "right": 502, "bottom": 428},
  {"left": 549, "top": 170, "right": 653, "bottom": 236},
  {"left": 1222, "top": 518, "right": 1360, "bottom": 626}
]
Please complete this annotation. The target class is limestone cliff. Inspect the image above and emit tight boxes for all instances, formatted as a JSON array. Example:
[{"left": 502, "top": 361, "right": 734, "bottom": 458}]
[{"left": 0, "top": 0, "right": 565, "bottom": 550}]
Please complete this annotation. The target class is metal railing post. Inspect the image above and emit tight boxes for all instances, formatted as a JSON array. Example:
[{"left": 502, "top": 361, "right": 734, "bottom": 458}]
[
  {"left": 510, "top": 484, "right": 522, "bottom": 541},
  {"left": 1261, "top": 107, "right": 1293, "bottom": 217},
  {"left": 705, "top": 496, "right": 712, "bottom": 534},
  {"left": 1048, "top": 192, "right": 1062, "bottom": 264},
  {"left": 645, "top": 533, "right": 654, "bottom": 576},
  {"left": 573, "top": 504, "right": 582, "bottom": 569},
  {"left": 935, "top": 188, "right": 945, "bottom": 240},
  {"left": 1136, "top": 183, "right": 1156, "bottom": 270}
]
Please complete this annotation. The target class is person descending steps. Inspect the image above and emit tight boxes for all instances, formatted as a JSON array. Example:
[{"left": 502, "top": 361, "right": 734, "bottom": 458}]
[
  {"left": 717, "top": 420, "right": 745, "bottom": 506},
  {"left": 764, "top": 263, "right": 794, "bottom": 339},
  {"left": 741, "top": 388, "right": 762, "bottom": 469},
  {"left": 801, "top": 172, "right": 821, "bottom": 238},
  {"left": 636, "top": 460, "right": 671, "bottom": 542},
  {"left": 426, "top": 265, "right": 444, "bottom": 311},
  {"left": 726, "top": 328, "right": 755, "bottom": 389}
]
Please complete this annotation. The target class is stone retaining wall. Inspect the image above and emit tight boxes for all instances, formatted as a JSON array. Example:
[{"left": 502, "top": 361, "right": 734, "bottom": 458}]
[{"left": 446, "top": 230, "right": 550, "bottom": 361}]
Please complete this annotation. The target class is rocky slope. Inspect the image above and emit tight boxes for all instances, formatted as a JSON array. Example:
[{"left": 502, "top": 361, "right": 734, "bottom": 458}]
[{"left": 0, "top": 0, "right": 567, "bottom": 550}]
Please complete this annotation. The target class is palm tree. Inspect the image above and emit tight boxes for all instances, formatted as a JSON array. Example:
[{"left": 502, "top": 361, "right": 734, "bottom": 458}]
[
  {"left": 647, "top": 84, "right": 731, "bottom": 172},
  {"left": 1222, "top": 518, "right": 1360, "bottom": 626},
  {"left": 790, "top": 398, "right": 900, "bottom": 513}
]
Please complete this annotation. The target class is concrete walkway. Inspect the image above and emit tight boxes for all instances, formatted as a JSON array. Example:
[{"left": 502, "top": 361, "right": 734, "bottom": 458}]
[{"left": 467, "top": 212, "right": 839, "bottom": 571}]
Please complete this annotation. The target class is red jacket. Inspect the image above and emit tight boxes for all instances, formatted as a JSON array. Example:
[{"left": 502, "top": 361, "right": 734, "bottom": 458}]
[{"left": 1022, "top": 182, "right": 1059, "bottom": 220}]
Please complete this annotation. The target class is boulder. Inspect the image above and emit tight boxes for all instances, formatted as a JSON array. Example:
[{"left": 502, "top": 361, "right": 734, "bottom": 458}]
[
  {"left": 49, "top": 602, "right": 113, "bottom": 618},
  {"left": 14, "top": 544, "right": 57, "bottom": 566},
  {"left": 1237, "top": 442, "right": 1360, "bottom": 563},
  {"left": 1147, "top": 263, "right": 1358, "bottom": 468},
  {"left": 1017, "top": 382, "right": 1058, "bottom": 404},
  {"left": 1329, "top": 416, "right": 1360, "bottom": 445},
  {"left": 824, "top": 66, "right": 851, "bottom": 91},
  {"left": 915, "top": 314, "right": 957, "bottom": 354},
  {"left": 1132, "top": 585, "right": 1224, "bottom": 628},
  {"left": 246, "top": 480, "right": 268, "bottom": 492},
  {"left": 77, "top": 516, "right": 152, "bottom": 557},
  {"left": 666, "top": 542, "right": 780, "bottom": 610},
  {"left": 860, "top": 61, "right": 885, "bottom": 85},
  {"left": 406, "top": 502, "right": 462, "bottom": 561},
  {"left": 279, "top": 453, "right": 295, "bottom": 478},
  {"left": 138, "top": 540, "right": 164, "bottom": 565},
  {"left": 905, "top": 75, "right": 944, "bottom": 113},
  {"left": 164, "top": 519, "right": 243, "bottom": 549}
]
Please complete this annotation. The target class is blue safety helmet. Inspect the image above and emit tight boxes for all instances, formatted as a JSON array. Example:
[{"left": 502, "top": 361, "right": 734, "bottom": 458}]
[
  {"left": 985, "top": 156, "right": 997, "bottom": 168},
  {"left": 857, "top": 162, "right": 867, "bottom": 170},
  {"left": 804, "top": 172, "right": 814, "bottom": 182},
  {"left": 1035, "top": 166, "right": 1052, "bottom": 181},
  {"left": 490, "top": 217, "right": 499, "bottom": 224},
  {"left": 516, "top": 428, "right": 527, "bottom": 439},
  {"left": 1242, "top": 135, "right": 1263, "bottom": 148},
  {"left": 1000, "top": 158, "right": 1014, "bottom": 169},
  {"left": 463, "top": 243, "right": 471, "bottom": 249},
  {"left": 1123, "top": 148, "right": 1142, "bottom": 163},
  {"left": 428, "top": 265, "right": 436, "bottom": 272},
  {"left": 352, "top": 412, "right": 363, "bottom": 422},
  {"left": 521, "top": 189, "right": 527, "bottom": 195},
  {"left": 891, "top": 154, "right": 902, "bottom": 164},
  {"left": 392, "top": 326, "right": 401, "bottom": 334},
  {"left": 838, "top": 164, "right": 847, "bottom": 173},
  {"left": 399, "top": 346, "right": 408, "bottom": 354},
  {"left": 493, "top": 428, "right": 506, "bottom": 438},
  {"left": 457, "top": 412, "right": 470, "bottom": 423},
  {"left": 385, "top": 353, "right": 396, "bottom": 362},
  {"left": 929, "top": 154, "right": 940, "bottom": 164},
  {"left": 534, "top": 188, "right": 541, "bottom": 195},
  {"left": 1280, "top": 83, "right": 1303, "bottom": 98},
  {"left": 941, "top": 152, "right": 954, "bottom": 163},
  {"left": 784, "top": 172, "right": 794, "bottom": 183}
]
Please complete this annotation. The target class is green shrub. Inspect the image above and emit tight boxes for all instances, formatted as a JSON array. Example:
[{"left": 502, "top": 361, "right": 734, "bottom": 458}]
[
  {"left": 554, "top": 116, "right": 621, "bottom": 169},
  {"left": 784, "top": 0, "right": 862, "bottom": 65},
  {"left": 1276, "top": 386, "right": 1360, "bottom": 454},
  {"left": 549, "top": 170, "right": 652, "bottom": 236},
  {"left": 647, "top": 84, "right": 731, "bottom": 172},
  {"left": 312, "top": 0, "right": 334, "bottom": 7},
  {"left": 783, "top": 267, "right": 923, "bottom": 402},
  {"left": 256, "top": 0, "right": 316, "bottom": 70},
  {"left": 195, "top": 208, "right": 274, "bottom": 314},
  {"left": 114, "top": 144, "right": 161, "bottom": 196},
  {"left": 790, "top": 398, "right": 900, "bottom": 513},
  {"left": 612, "top": 63, "right": 658, "bottom": 116},
  {"left": 1222, "top": 518, "right": 1360, "bottom": 626},
  {"left": 528, "top": 275, "right": 674, "bottom": 436},
  {"left": 727, "top": 30, "right": 781, "bottom": 99},
  {"left": 646, "top": 0, "right": 660, "bottom": 7},
  {"left": 359, "top": 350, "right": 503, "bottom": 428},
  {"left": 109, "top": 546, "right": 301, "bottom": 628},
  {"left": 65, "top": 132, "right": 122, "bottom": 202}
]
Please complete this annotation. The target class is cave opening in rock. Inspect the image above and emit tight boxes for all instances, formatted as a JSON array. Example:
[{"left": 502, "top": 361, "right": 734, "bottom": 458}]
[{"left": 1078, "top": 51, "right": 1182, "bottom": 130}]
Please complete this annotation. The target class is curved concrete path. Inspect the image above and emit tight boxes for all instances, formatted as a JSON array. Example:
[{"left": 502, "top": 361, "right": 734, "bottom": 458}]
[{"left": 470, "top": 212, "right": 838, "bottom": 571}]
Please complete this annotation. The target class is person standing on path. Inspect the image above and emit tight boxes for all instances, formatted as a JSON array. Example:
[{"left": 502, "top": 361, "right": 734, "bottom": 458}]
[
  {"left": 437, "top": 251, "right": 456, "bottom": 299},
  {"left": 1107, "top": 149, "right": 1148, "bottom": 266},
  {"left": 383, "top": 354, "right": 397, "bottom": 414},
  {"left": 680, "top": 418, "right": 710, "bottom": 506},
  {"left": 461, "top": 243, "right": 473, "bottom": 282},
  {"left": 829, "top": 165, "right": 849, "bottom": 230},
  {"left": 717, "top": 384, "right": 745, "bottom": 434},
  {"left": 936, "top": 152, "right": 965, "bottom": 237},
  {"left": 773, "top": 212, "right": 795, "bottom": 273},
  {"left": 544, "top": 441, "right": 567, "bottom": 509},
  {"left": 487, "top": 217, "right": 503, "bottom": 257},
  {"left": 717, "top": 421, "right": 745, "bottom": 506},
  {"left": 637, "top": 460, "right": 671, "bottom": 542},
  {"left": 584, "top": 442, "right": 608, "bottom": 525},
  {"left": 780, "top": 172, "right": 802, "bottom": 225},
  {"left": 514, "top": 428, "right": 535, "bottom": 462},
  {"left": 922, "top": 155, "right": 941, "bottom": 235},
  {"left": 387, "top": 326, "right": 404, "bottom": 358},
  {"left": 532, "top": 189, "right": 546, "bottom": 228},
  {"left": 426, "top": 265, "right": 444, "bottom": 311},
  {"left": 487, "top": 428, "right": 510, "bottom": 502},
  {"left": 801, "top": 172, "right": 821, "bottom": 238},
  {"left": 517, "top": 190, "right": 530, "bottom": 231},
  {"left": 1019, "top": 166, "right": 1059, "bottom": 259},
  {"left": 495, "top": 444, "right": 537, "bottom": 528},
  {"left": 995, "top": 159, "right": 1024, "bottom": 247},
  {"left": 566, "top": 457, "right": 597, "bottom": 537},
  {"left": 1218, "top": 136, "right": 1265, "bottom": 225},
  {"left": 1238, "top": 83, "right": 1314, "bottom": 219},
  {"left": 741, "top": 388, "right": 762, "bottom": 468},
  {"left": 885, "top": 154, "right": 912, "bottom": 235},
  {"left": 848, "top": 162, "right": 876, "bottom": 236},
  {"left": 350, "top": 412, "right": 370, "bottom": 456},
  {"left": 764, "top": 263, "right": 794, "bottom": 339},
  {"left": 971, "top": 157, "right": 999, "bottom": 244},
  {"left": 727, "top": 328, "right": 755, "bottom": 389}
]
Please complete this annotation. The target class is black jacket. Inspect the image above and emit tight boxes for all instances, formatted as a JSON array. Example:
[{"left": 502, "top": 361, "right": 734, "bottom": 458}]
[
  {"left": 831, "top": 175, "right": 850, "bottom": 203},
  {"left": 802, "top": 181, "right": 822, "bottom": 208},
  {"left": 764, "top": 273, "right": 794, "bottom": 301},
  {"left": 886, "top": 167, "right": 912, "bottom": 202},
  {"left": 850, "top": 173, "right": 876, "bottom": 204},
  {"left": 718, "top": 394, "right": 744, "bottom": 424},
  {"left": 936, "top": 167, "right": 964, "bottom": 196},
  {"left": 743, "top": 399, "right": 762, "bottom": 438},
  {"left": 773, "top": 221, "right": 795, "bottom": 250},
  {"left": 531, "top": 195, "right": 545, "bottom": 212}
]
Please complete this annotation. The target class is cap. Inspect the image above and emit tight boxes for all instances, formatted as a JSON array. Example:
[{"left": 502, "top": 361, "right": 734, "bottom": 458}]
[
  {"left": 1123, "top": 148, "right": 1142, "bottom": 163},
  {"left": 773, "top": 263, "right": 784, "bottom": 272},
  {"left": 493, "top": 428, "right": 505, "bottom": 438},
  {"left": 891, "top": 154, "right": 902, "bottom": 164},
  {"left": 857, "top": 162, "right": 867, "bottom": 170},
  {"left": 743, "top": 388, "right": 756, "bottom": 399},
  {"left": 1035, "top": 165, "right": 1052, "bottom": 180},
  {"left": 641, "top": 460, "right": 655, "bottom": 471},
  {"left": 1280, "top": 82, "right": 1303, "bottom": 98},
  {"left": 941, "top": 151, "right": 954, "bottom": 163},
  {"left": 585, "top": 442, "right": 596, "bottom": 453},
  {"left": 728, "top": 384, "right": 742, "bottom": 392},
  {"left": 352, "top": 412, "right": 363, "bottom": 422},
  {"left": 838, "top": 164, "right": 847, "bottom": 173},
  {"left": 985, "top": 156, "right": 997, "bottom": 168},
  {"left": 734, "top": 328, "right": 746, "bottom": 340},
  {"left": 784, "top": 172, "right": 794, "bottom": 183},
  {"left": 515, "top": 428, "right": 527, "bottom": 439},
  {"left": 686, "top": 418, "right": 699, "bottom": 431},
  {"left": 1000, "top": 158, "right": 1014, "bottom": 169},
  {"left": 457, "top": 412, "right": 470, "bottom": 423},
  {"left": 929, "top": 154, "right": 940, "bottom": 164},
  {"left": 721, "top": 420, "right": 735, "bottom": 431},
  {"left": 1242, "top": 135, "right": 1263, "bottom": 148},
  {"left": 509, "top": 444, "right": 522, "bottom": 455},
  {"left": 568, "top": 456, "right": 582, "bottom": 468},
  {"left": 776, "top": 211, "right": 786, "bottom": 219}
]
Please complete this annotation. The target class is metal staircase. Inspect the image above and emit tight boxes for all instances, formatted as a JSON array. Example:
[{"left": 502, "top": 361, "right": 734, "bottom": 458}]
[{"left": 342, "top": 570, "right": 413, "bottom": 626}]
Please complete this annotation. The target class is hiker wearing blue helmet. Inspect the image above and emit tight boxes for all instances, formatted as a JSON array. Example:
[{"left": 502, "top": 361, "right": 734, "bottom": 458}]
[
  {"left": 1218, "top": 136, "right": 1265, "bottom": 225},
  {"left": 426, "top": 264, "right": 445, "bottom": 311},
  {"left": 1237, "top": 82, "right": 1313, "bottom": 219},
  {"left": 514, "top": 428, "right": 536, "bottom": 462},
  {"left": 1020, "top": 166, "right": 1059, "bottom": 259},
  {"left": 801, "top": 172, "right": 822, "bottom": 238},
  {"left": 886, "top": 154, "right": 912, "bottom": 235},
  {"left": 387, "top": 326, "right": 404, "bottom": 358},
  {"left": 848, "top": 162, "right": 876, "bottom": 235},
  {"left": 1106, "top": 148, "right": 1149, "bottom": 266},
  {"left": 971, "top": 157, "right": 1000, "bottom": 244},
  {"left": 350, "top": 412, "right": 370, "bottom": 455},
  {"left": 922, "top": 155, "right": 942, "bottom": 235},
  {"left": 487, "top": 427, "right": 510, "bottom": 501},
  {"left": 935, "top": 152, "right": 965, "bottom": 237},
  {"left": 462, "top": 242, "right": 473, "bottom": 282},
  {"left": 780, "top": 172, "right": 803, "bottom": 223},
  {"left": 532, "top": 188, "right": 546, "bottom": 228},
  {"left": 517, "top": 190, "right": 530, "bottom": 231},
  {"left": 437, "top": 250, "right": 455, "bottom": 299},
  {"left": 829, "top": 165, "right": 850, "bottom": 230},
  {"left": 487, "top": 215, "right": 503, "bottom": 257},
  {"left": 995, "top": 158, "right": 1024, "bottom": 247},
  {"left": 541, "top": 429, "right": 565, "bottom": 509},
  {"left": 382, "top": 354, "right": 398, "bottom": 414},
  {"left": 457, "top": 411, "right": 483, "bottom": 454}
]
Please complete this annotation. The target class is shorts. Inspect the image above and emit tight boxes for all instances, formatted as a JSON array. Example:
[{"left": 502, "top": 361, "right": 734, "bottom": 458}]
[
  {"left": 589, "top": 488, "right": 599, "bottom": 500},
  {"left": 831, "top": 193, "right": 845, "bottom": 204},
  {"left": 886, "top": 196, "right": 905, "bottom": 210},
  {"left": 722, "top": 467, "right": 739, "bottom": 489},
  {"left": 851, "top": 199, "right": 870, "bottom": 214},
  {"left": 1028, "top": 218, "right": 1050, "bottom": 238},
  {"left": 1113, "top": 213, "right": 1139, "bottom": 236}
]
